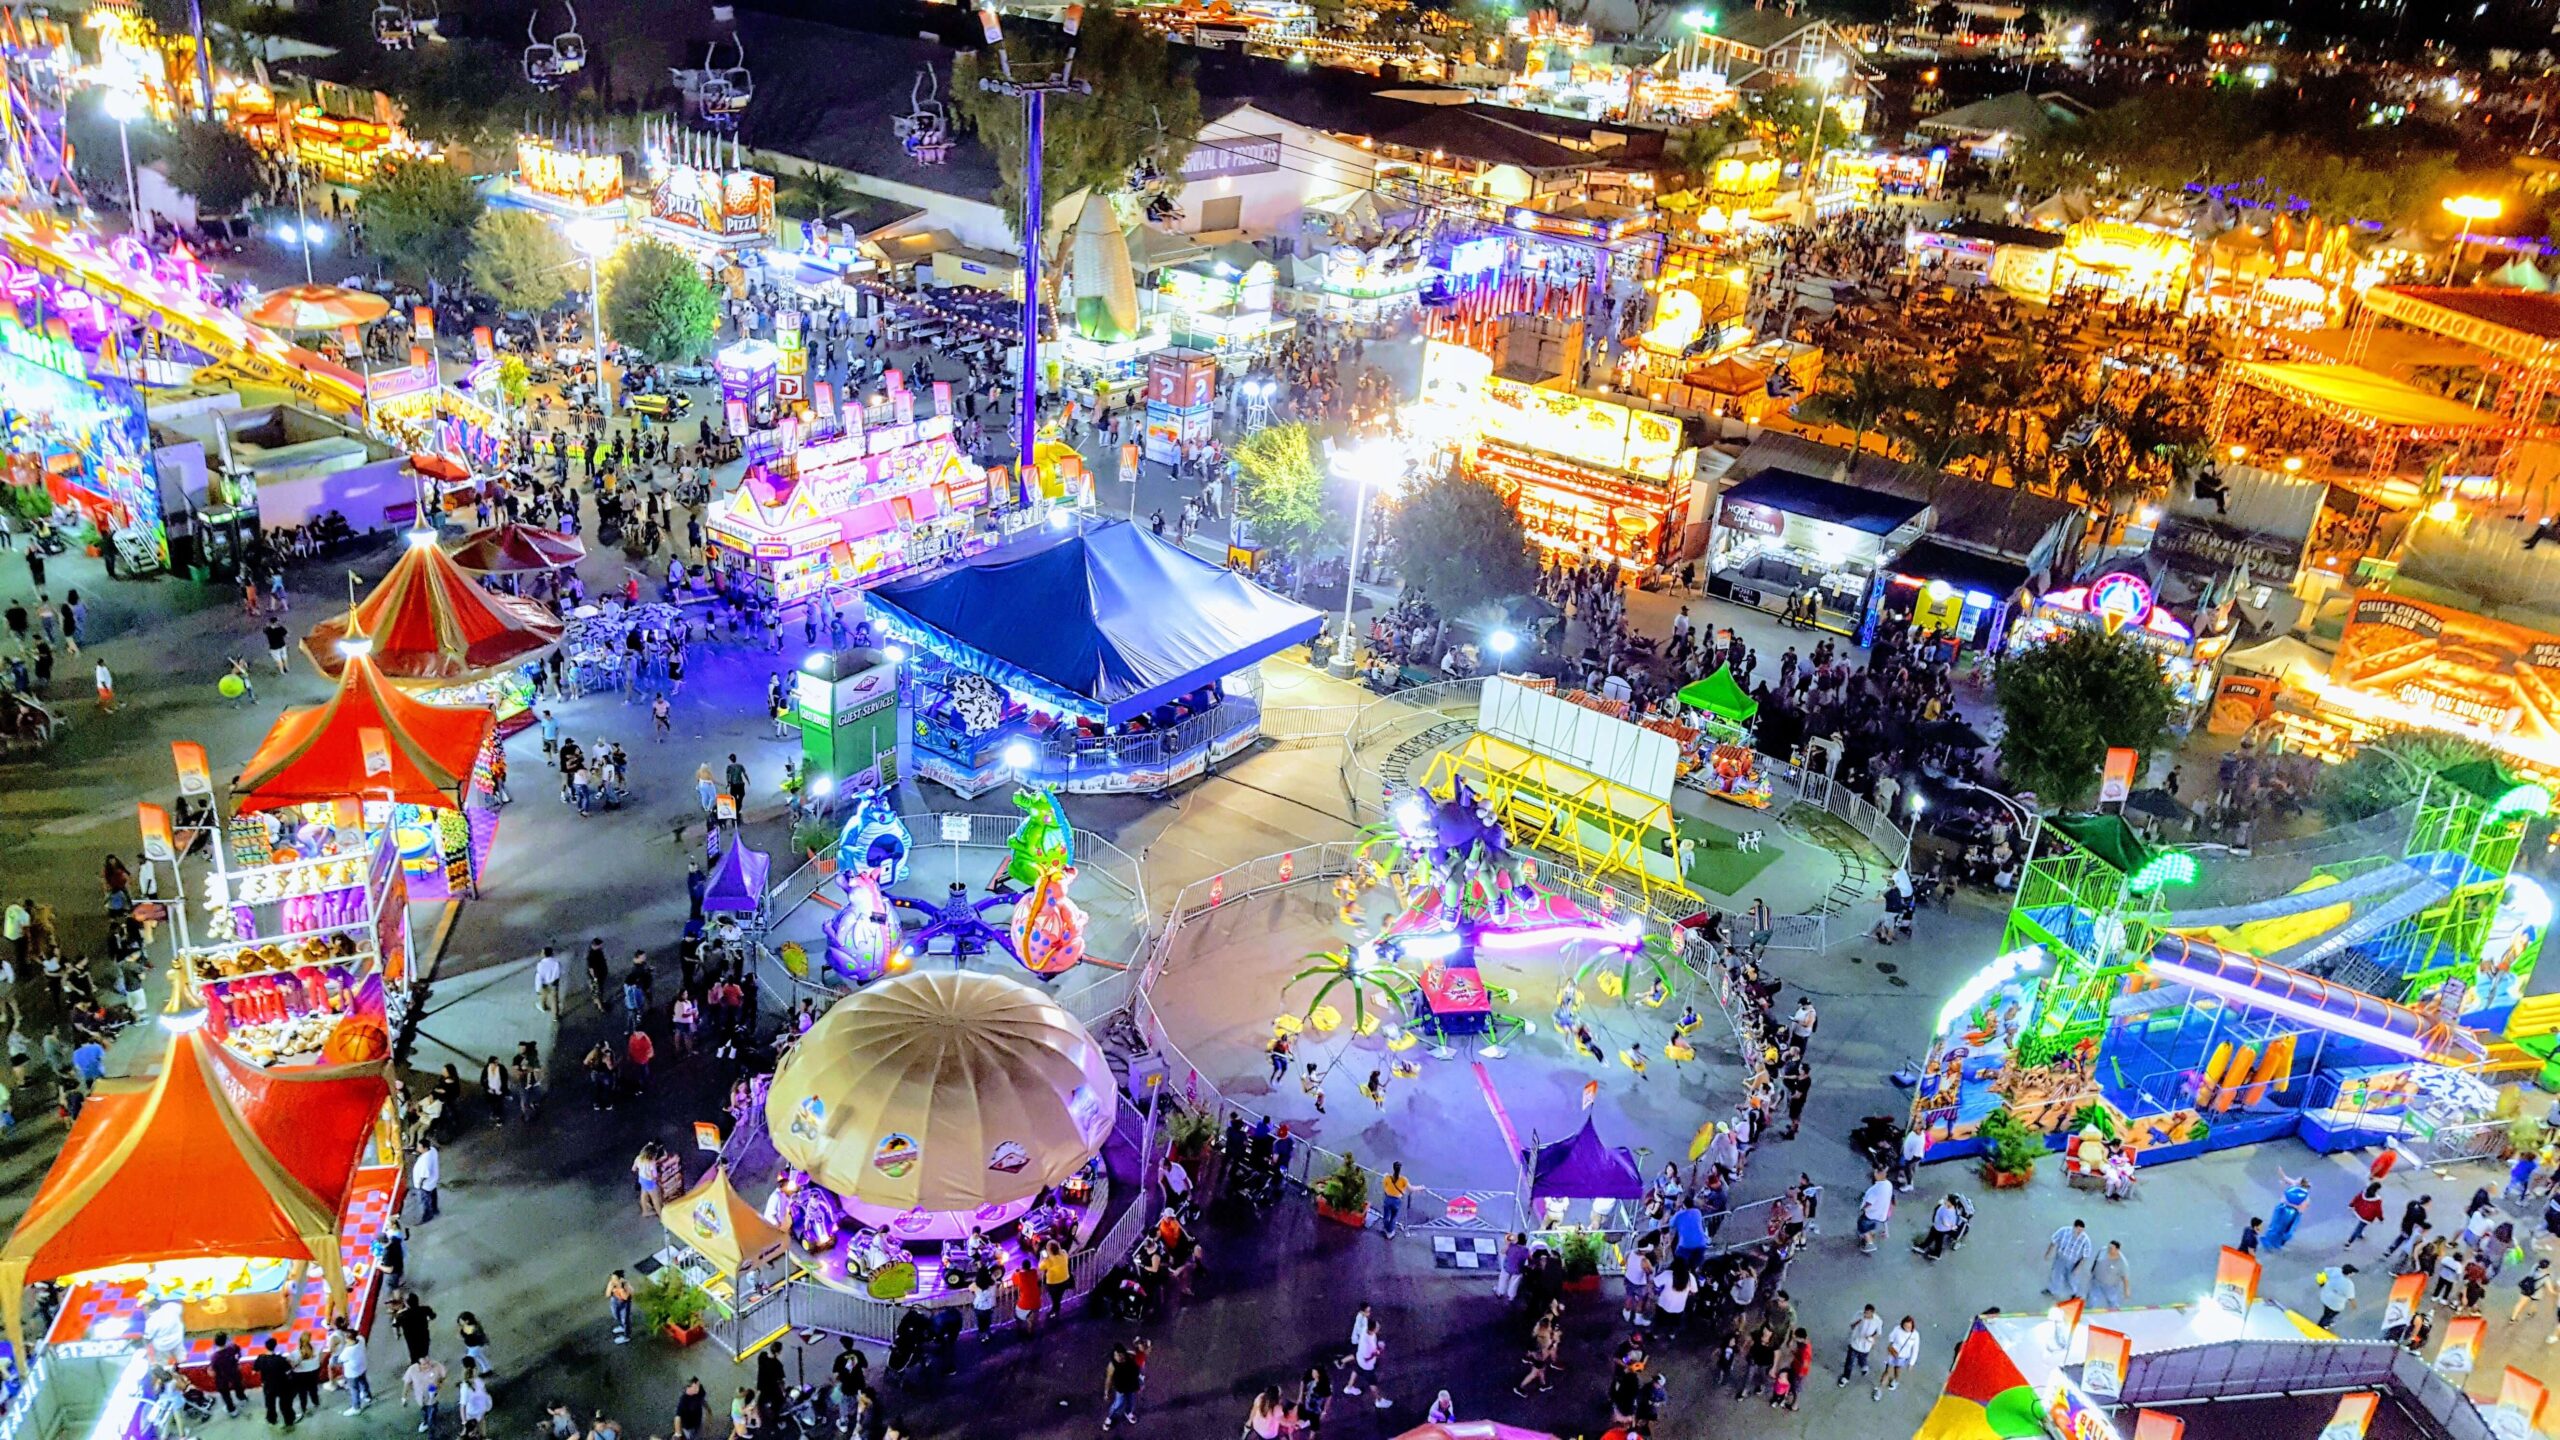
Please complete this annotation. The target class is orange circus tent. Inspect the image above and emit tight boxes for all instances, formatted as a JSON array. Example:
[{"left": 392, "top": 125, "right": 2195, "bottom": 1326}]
[
  {"left": 302, "top": 535, "right": 563, "bottom": 684},
  {"left": 232, "top": 649, "right": 496, "bottom": 812},
  {"left": 0, "top": 1027, "right": 390, "bottom": 1356}
]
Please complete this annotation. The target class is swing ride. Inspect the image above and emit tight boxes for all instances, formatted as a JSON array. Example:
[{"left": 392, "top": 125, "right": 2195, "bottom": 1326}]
[{"left": 522, "top": 3, "right": 584, "bottom": 88}]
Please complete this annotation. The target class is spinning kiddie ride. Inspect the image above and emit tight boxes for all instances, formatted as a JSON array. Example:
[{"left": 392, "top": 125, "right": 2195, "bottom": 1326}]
[
  {"left": 762, "top": 972, "right": 1112, "bottom": 1302},
  {"left": 817, "top": 787, "right": 1091, "bottom": 987},
  {"left": 1911, "top": 770, "right": 2546, "bottom": 1169}
]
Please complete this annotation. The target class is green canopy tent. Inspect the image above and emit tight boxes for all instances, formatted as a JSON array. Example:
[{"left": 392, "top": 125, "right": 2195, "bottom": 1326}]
[{"left": 1676, "top": 665, "right": 1760, "bottom": 742}]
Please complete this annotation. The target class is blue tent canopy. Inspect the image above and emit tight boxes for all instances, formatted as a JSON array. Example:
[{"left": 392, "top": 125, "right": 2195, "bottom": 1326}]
[{"left": 866, "top": 519, "right": 1323, "bottom": 724}]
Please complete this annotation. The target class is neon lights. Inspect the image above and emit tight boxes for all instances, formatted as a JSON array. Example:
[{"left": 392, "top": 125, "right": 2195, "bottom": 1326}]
[
  {"left": 2146, "top": 954, "right": 2428, "bottom": 1058},
  {"left": 2489, "top": 782, "right": 2553, "bottom": 820},
  {"left": 2127, "top": 852, "right": 2199, "bottom": 895},
  {"left": 1935, "top": 945, "right": 2045, "bottom": 1036}
]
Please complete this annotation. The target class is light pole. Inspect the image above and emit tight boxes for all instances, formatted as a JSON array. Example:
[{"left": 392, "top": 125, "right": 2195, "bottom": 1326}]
[
  {"left": 2441, "top": 194, "right": 2501, "bottom": 283},
  {"left": 975, "top": 6, "right": 1091, "bottom": 476},
  {"left": 567, "top": 217, "right": 618, "bottom": 416},
  {"left": 101, "top": 86, "right": 145, "bottom": 240},
  {"left": 1798, "top": 57, "right": 1845, "bottom": 204},
  {"left": 1677, "top": 8, "right": 1714, "bottom": 74},
  {"left": 288, "top": 155, "right": 318, "bottom": 284},
  {"left": 1327, "top": 440, "right": 1390, "bottom": 674}
]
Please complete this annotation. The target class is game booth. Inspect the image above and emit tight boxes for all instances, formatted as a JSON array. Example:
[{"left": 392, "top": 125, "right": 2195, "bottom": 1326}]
[
  {"left": 652, "top": 1164, "right": 797, "bottom": 1342},
  {"left": 1909, "top": 775, "right": 2546, "bottom": 1170},
  {"left": 704, "top": 381, "right": 1003, "bottom": 605},
  {"left": 230, "top": 644, "right": 496, "bottom": 946},
  {"left": 865, "top": 519, "right": 1322, "bottom": 798},
  {"left": 0, "top": 1028, "right": 398, "bottom": 1424},
  {"left": 301, "top": 531, "right": 560, "bottom": 734},
  {"left": 2005, "top": 572, "right": 2232, "bottom": 731},
  {"left": 0, "top": 315, "right": 166, "bottom": 576},
  {"left": 748, "top": 971, "right": 1113, "bottom": 1304}
]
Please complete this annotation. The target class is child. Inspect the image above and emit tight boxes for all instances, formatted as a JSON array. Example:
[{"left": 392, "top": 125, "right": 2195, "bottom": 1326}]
[{"left": 1301, "top": 1062, "right": 1327, "bottom": 1114}]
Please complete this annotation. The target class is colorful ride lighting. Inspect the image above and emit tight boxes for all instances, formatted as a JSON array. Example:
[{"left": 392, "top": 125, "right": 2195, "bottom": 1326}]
[
  {"left": 1473, "top": 917, "right": 1643, "bottom": 952},
  {"left": 2146, "top": 954, "right": 2428, "bottom": 1059},
  {"left": 2126, "top": 852, "right": 2199, "bottom": 896}
]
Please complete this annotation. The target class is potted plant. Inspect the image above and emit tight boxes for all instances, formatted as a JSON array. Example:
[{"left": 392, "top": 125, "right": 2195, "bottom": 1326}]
[
  {"left": 1164, "top": 1105, "right": 1217, "bottom": 1168},
  {"left": 1980, "top": 1106, "right": 2045, "bottom": 1188},
  {"left": 637, "top": 1270, "right": 713, "bottom": 1346},
  {"left": 792, "top": 816, "right": 838, "bottom": 867},
  {"left": 1316, "top": 1153, "right": 1370, "bottom": 1227},
  {"left": 1557, "top": 1229, "right": 1607, "bottom": 1291}
]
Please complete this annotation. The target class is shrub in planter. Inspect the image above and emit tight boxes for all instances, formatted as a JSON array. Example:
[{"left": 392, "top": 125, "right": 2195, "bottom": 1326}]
[
  {"left": 1557, "top": 1229, "right": 1607, "bottom": 1282},
  {"left": 636, "top": 1270, "right": 712, "bottom": 1343},
  {"left": 1164, "top": 1105, "right": 1217, "bottom": 1165},
  {"left": 1316, "top": 1153, "right": 1369, "bottom": 1225},
  {"left": 792, "top": 816, "right": 838, "bottom": 861},
  {"left": 1980, "top": 1106, "right": 2046, "bottom": 1185}
]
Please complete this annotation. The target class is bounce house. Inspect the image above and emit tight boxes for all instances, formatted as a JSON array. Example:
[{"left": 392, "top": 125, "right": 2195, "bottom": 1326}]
[{"left": 1913, "top": 762, "right": 2552, "bottom": 1166}]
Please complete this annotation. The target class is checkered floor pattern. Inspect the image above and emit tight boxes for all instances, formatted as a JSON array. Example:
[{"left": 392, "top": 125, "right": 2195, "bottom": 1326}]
[
  {"left": 52, "top": 1166, "right": 402, "bottom": 1385},
  {"left": 1430, "top": 1235, "right": 1502, "bottom": 1271}
]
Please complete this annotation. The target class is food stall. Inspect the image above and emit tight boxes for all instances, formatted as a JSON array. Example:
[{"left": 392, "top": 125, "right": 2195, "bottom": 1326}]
[
  {"left": 2265, "top": 590, "right": 2560, "bottom": 779},
  {"left": 1707, "top": 468, "right": 1928, "bottom": 635},
  {"left": 1865, "top": 537, "right": 2032, "bottom": 656},
  {"left": 1432, "top": 343, "right": 1700, "bottom": 568},
  {"left": 2005, "top": 570, "right": 2231, "bottom": 727},
  {"left": 1156, "top": 257, "right": 1293, "bottom": 360},
  {"left": 704, "top": 397, "right": 997, "bottom": 606},
  {"left": 499, "top": 131, "right": 624, "bottom": 223},
  {"left": 1673, "top": 663, "right": 1757, "bottom": 746}
]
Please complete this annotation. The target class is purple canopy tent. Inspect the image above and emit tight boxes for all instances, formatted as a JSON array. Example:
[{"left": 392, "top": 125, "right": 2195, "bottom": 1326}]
[
  {"left": 703, "top": 840, "right": 771, "bottom": 916},
  {"left": 1522, "top": 1118, "right": 1645, "bottom": 1202}
]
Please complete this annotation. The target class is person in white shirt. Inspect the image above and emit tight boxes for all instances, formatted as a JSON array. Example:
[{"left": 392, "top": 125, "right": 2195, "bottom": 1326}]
[
  {"left": 1840, "top": 1304, "right": 1883, "bottom": 1387},
  {"left": 1878, "top": 1316, "right": 1920, "bottom": 1398},
  {"left": 412, "top": 1141, "right": 442, "bottom": 1222},
  {"left": 1163, "top": 1157, "right": 1192, "bottom": 1216},
  {"left": 532, "top": 947, "right": 563, "bottom": 1014},
  {"left": 1857, "top": 1169, "right": 1894, "bottom": 1253},
  {"left": 336, "top": 1325, "right": 372, "bottom": 1412}
]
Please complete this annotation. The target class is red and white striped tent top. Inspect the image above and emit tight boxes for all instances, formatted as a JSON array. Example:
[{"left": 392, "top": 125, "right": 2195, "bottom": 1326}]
[
  {"left": 301, "top": 536, "right": 563, "bottom": 683},
  {"left": 445, "top": 523, "right": 588, "bottom": 574},
  {"left": 232, "top": 648, "right": 496, "bottom": 812}
]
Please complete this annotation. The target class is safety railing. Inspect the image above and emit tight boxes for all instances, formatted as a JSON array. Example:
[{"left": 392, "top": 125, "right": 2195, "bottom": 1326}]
[
  {"left": 717, "top": 1104, "right": 1163, "bottom": 1354},
  {"left": 1682, "top": 753, "right": 1912, "bottom": 870},
  {"left": 1029, "top": 694, "right": 1265, "bottom": 780}
]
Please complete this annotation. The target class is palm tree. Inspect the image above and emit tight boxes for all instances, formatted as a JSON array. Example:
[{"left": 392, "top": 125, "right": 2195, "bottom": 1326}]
[
  {"left": 782, "top": 165, "right": 854, "bottom": 220},
  {"left": 1796, "top": 345, "right": 1907, "bottom": 473},
  {"left": 1290, "top": 945, "right": 1417, "bottom": 1035}
]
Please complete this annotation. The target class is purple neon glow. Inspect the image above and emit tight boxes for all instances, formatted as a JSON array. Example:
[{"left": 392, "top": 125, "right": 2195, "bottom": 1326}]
[{"left": 1476, "top": 920, "right": 1641, "bottom": 952}]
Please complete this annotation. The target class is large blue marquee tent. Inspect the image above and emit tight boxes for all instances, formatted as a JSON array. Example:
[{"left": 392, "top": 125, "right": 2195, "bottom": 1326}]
[{"left": 865, "top": 519, "right": 1323, "bottom": 725}]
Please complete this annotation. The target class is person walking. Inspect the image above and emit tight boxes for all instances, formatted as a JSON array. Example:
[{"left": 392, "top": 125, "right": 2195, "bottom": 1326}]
[
  {"left": 1041, "top": 1239, "right": 1071, "bottom": 1320},
  {"left": 1877, "top": 1316, "right": 1920, "bottom": 1399},
  {"left": 1839, "top": 1304, "right": 1882, "bottom": 1387},
  {"left": 210, "top": 1333, "right": 248, "bottom": 1416},
  {"left": 1379, "top": 1162, "right": 1411, "bottom": 1238},
  {"left": 2316, "top": 1265, "right": 2358, "bottom": 1328},
  {"left": 391, "top": 1293, "right": 435, "bottom": 1364},
  {"left": 253, "top": 1338, "right": 295, "bottom": 1427},
  {"left": 1101, "top": 1343, "right": 1145, "bottom": 1430},
  {"left": 605, "top": 1270, "right": 635, "bottom": 1344},
  {"left": 336, "top": 1323, "right": 373, "bottom": 1413},
  {"left": 411, "top": 1140, "right": 441, "bottom": 1221},
  {"left": 2043, "top": 1219, "right": 2094, "bottom": 1298},
  {"left": 2263, "top": 1169, "right": 2312, "bottom": 1251},
  {"left": 2089, "top": 1241, "right": 2132, "bottom": 1309},
  {"left": 2346, "top": 1182, "right": 2386, "bottom": 1247},
  {"left": 533, "top": 946, "right": 562, "bottom": 1015},
  {"left": 402, "top": 1354, "right": 445, "bottom": 1436},
  {"left": 1857, "top": 1167, "right": 1894, "bottom": 1254},
  {"left": 1351, "top": 1317, "right": 1390, "bottom": 1409},
  {"left": 455, "top": 1313, "right": 494, "bottom": 1378},
  {"left": 93, "top": 658, "right": 113, "bottom": 712}
]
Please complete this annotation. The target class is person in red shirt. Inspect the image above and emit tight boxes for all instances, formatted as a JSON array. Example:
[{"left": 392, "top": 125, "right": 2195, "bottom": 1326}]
[
  {"left": 626, "top": 1027, "right": 654, "bottom": 1093},
  {"left": 2347, "top": 1181, "right": 2387, "bottom": 1247},
  {"left": 1010, "top": 1261, "right": 1043, "bottom": 1336}
]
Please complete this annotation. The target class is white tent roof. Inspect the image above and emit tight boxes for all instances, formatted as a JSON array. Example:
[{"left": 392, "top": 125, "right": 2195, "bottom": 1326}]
[{"left": 766, "top": 971, "right": 1114, "bottom": 1212}]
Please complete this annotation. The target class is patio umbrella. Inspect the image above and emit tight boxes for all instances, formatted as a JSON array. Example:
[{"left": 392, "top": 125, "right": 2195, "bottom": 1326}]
[
  {"left": 1394, "top": 1425, "right": 1560, "bottom": 1440},
  {"left": 447, "top": 524, "right": 587, "bottom": 574},
  {"left": 2124, "top": 787, "right": 2191, "bottom": 822},
  {"left": 410, "top": 453, "right": 472, "bottom": 483},
  {"left": 1920, "top": 718, "right": 1990, "bottom": 750},
  {"left": 241, "top": 284, "right": 392, "bottom": 332}
]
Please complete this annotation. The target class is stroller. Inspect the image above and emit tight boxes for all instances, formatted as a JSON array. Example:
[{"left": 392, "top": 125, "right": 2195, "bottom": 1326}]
[{"left": 1093, "top": 1262, "right": 1149, "bottom": 1321}]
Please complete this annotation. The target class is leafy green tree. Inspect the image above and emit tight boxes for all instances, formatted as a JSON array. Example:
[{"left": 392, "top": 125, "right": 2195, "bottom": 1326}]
[
  {"left": 1925, "top": 1, "right": 1962, "bottom": 34},
  {"left": 466, "top": 209, "right": 577, "bottom": 337},
  {"left": 778, "top": 166, "right": 854, "bottom": 221},
  {"left": 952, "top": 6, "right": 1201, "bottom": 231},
  {"left": 602, "top": 240, "right": 720, "bottom": 364},
  {"left": 2319, "top": 733, "right": 2499, "bottom": 826},
  {"left": 496, "top": 354, "right": 531, "bottom": 406},
  {"left": 1389, "top": 469, "right": 1539, "bottom": 620},
  {"left": 358, "top": 158, "right": 484, "bottom": 284},
  {"left": 1794, "top": 344, "right": 1906, "bottom": 465},
  {"left": 1229, "top": 423, "right": 1333, "bottom": 562},
  {"left": 376, "top": 41, "right": 538, "bottom": 148},
  {"left": 1992, "top": 627, "right": 2173, "bottom": 810},
  {"left": 164, "top": 121, "right": 263, "bottom": 214}
]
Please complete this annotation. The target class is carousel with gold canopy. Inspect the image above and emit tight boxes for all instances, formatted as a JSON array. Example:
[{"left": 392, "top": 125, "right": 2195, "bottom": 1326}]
[{"left": 743, "top": 970, "right": 1115, "bottom": 1303}]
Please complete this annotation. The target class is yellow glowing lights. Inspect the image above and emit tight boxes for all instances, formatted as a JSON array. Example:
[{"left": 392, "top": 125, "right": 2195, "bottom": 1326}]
[{"left": 2442, "top": 195, "right": 2504, "bottom": 224}]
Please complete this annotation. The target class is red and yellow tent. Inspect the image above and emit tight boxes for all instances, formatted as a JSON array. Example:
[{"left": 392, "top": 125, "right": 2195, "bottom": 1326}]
[
  {"left": 301, "top": 535, "right": 562, "bottom": 683},
  {"left": 1914, "top": 1325, "right": 2048, "bottom": 1440},
  {"left": 0, "top": 1027, "right": 389, "bottom": 1356},
  {"left": 232, "top": 649, "right": 495, "bottom": 812}
]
